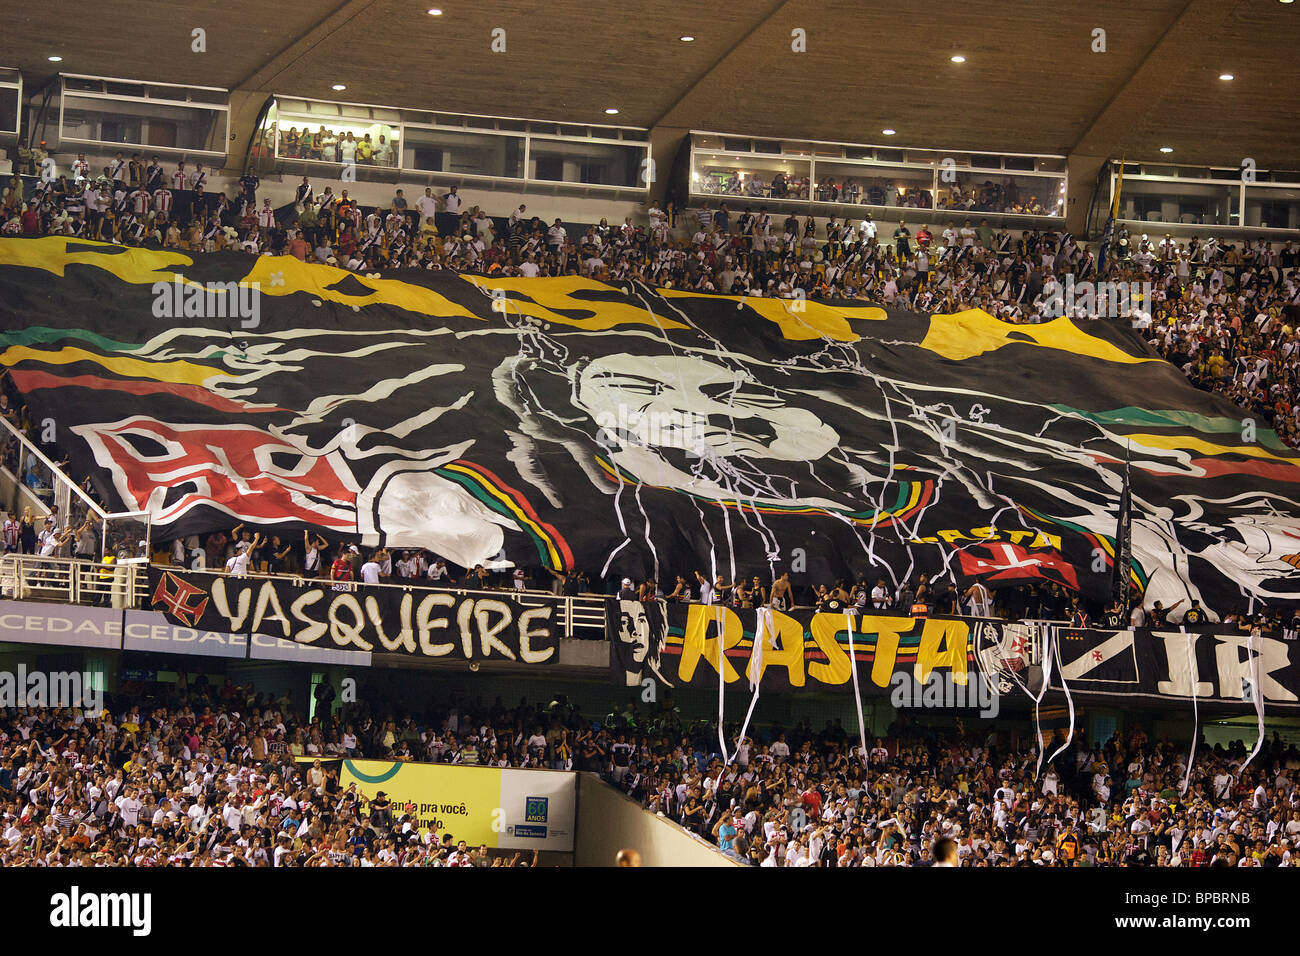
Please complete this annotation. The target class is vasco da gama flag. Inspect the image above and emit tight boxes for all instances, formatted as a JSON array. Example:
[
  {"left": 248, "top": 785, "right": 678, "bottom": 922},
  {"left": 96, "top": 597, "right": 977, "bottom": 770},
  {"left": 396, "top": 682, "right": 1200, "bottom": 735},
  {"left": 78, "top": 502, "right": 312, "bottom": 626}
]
[{"left": 4, "top": 236, "right": 1300, "bottom": 614}]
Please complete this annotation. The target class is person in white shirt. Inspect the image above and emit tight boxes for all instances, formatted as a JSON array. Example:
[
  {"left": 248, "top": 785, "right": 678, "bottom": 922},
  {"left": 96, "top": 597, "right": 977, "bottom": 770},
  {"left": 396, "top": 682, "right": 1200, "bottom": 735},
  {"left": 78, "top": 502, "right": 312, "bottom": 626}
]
[
  {"left": 442, "top": 187, "right": 462, "bottom": 215},
  {"left": 339, "top": 132, "right": 357, "bottom": 164},
  {"left": 227, "top": 535, "right": 261, "bottom": 576},
  {"left": 416, "top": 188, "right": 439, "bottom": 226},
  {"left": 116, "top": 788, "right": 143, "bottom": 827},
  {"left": 360, "top": 549, "right": 387, "bottom": 584},
  {"left": 694, "top": 571, "right": 715, "bottom": 605},
  {"left": 932, "top": 837, "right": 959, "bottom": 867}
]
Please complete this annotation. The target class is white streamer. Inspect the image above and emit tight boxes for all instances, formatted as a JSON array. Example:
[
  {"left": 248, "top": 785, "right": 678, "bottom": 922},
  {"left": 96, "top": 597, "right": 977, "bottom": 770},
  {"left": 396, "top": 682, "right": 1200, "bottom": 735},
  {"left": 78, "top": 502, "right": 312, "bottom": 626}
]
[
  {"left": 1045, "top": 628, "right": 1076, "bottom": 770},
  {"left": 715, "top": 605, "right": 729, "bottom": 765},
  {"left": 1180, "top": 630, "right": 1199, "bottom": 797},
  {"left": 845, "top": 612, "right": 869, "bottom": 769},
  {"left": 1032, "top": 626, "right": 1057, "bottom": 781},
  {"left": 731, "top": 607, "right": 769, "bottom": 767},
  {"left": 1239, "top": 628, "right": 1267, "bottom": 774}
]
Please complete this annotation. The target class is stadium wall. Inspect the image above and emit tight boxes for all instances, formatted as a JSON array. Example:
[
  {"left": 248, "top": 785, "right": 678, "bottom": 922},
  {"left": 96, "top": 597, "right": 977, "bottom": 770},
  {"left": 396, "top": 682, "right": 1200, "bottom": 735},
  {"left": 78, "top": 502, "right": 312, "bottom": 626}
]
[{"left": 574, "top": 772, "right": 739, "bottom": 867}]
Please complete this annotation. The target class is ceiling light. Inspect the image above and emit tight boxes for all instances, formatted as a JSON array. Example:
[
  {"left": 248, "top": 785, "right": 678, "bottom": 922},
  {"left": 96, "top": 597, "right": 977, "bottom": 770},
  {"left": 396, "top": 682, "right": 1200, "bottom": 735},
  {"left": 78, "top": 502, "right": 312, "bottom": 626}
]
[
  {"left": 950, "top": 55, "right": 966, "bottom": 63},
  {"left": 332, "top": 84, "right": 347, "bottom": 91},
  {"left": 1219, "top": 73, "right": 1234, "bottom": 81},
  {"left": 427, "top": 7, "right": 443, "bottom": 14},
  {"left": 47, "top": 55, "right": 62, "bottom": 62},
  {"left": 882, "top": 128, "right": 896, "bottom": 136},
  {"left": 605, "top": 108, "right": 620, "bottom": 115},
  {"left": 679, "top": 35, "right": 695, "bottom": 42},
  {"left": 1160, "top": 146, "right": 1174, "bottom": 153}
]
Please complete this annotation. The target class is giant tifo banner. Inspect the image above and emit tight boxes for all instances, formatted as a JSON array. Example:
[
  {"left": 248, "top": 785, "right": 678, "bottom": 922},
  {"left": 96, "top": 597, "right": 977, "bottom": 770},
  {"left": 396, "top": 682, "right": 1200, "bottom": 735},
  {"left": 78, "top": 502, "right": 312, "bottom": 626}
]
[
  {"left": 609, "top": 599, "right": 1032, "bottom": 696},
  {"left": 146, "top": 567, "right": 558, "bottom": 664},
  {"left": 339, "top": 760, "right": 575, "bottom": 851},
  {"left": 6, "top": 236, "right": 1300, "bottom": 610},
  {"left": 1053, "top": 627, "right": 1300, "bottom": 711}
]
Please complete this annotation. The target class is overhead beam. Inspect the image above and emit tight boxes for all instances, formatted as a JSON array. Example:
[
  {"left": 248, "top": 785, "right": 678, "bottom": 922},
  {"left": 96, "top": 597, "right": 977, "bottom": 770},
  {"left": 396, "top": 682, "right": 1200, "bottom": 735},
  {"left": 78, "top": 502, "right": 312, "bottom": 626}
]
[
  {"left": 1068, "top": 0, "right": 1229, "bottom": 159},
  {"left": 232, "top": 0, "right": 380, "bottom": 93},
  {"left": 648, "top": 0, "right": 791, "bottom": 130}
]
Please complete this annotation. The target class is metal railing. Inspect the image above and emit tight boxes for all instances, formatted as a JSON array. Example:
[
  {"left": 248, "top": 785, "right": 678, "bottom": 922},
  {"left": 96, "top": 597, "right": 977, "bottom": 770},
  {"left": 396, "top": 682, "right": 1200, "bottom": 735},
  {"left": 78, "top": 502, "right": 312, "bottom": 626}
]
[
  {"left": 0, "top": 415, "right": 106, "bottom": 523},
  {"left": 0, "top": 555, "right": 609, "bottom": 639},
  {"left": 0, "top": 552, "right": 144, "bottom": 607}
]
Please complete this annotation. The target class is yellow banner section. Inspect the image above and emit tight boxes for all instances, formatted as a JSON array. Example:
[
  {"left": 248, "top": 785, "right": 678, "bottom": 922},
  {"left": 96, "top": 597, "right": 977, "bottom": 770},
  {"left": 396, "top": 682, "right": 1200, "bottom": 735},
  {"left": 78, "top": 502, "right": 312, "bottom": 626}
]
[
  {"left": 341, "top": 759, "right": 505, "bottom": 846},
  {"left": 920, "top": 309, "right": 1152, "bottom": 364}
]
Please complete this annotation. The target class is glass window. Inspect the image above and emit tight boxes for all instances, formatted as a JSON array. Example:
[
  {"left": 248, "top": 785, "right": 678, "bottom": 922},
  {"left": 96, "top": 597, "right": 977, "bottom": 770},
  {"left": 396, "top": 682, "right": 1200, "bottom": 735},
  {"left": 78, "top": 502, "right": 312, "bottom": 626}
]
[
  {"left": 0, "top": 86, "right": 21, "bottom": 136},
  {"left": 1244, "top": 186, "right": 1300, "bottom": 230},
  {"left": 937, "top": 171, "right": 1064, "bottom": 217},
  {"left": 61, "top": 93, "right": 225, "bottom": 152},
  {"left": 691, "top": 153, "right": 812, "bottom": 201},
  {"left": 1117, "top": 178, "right": 1238, "bottom": 226},
  {"left": 812, "top": 160, "right": 934, "bottom": 208},
  {"left": 402, "top": 127, "right": 523, "bottom": 178},
  {"left": 274, "top": 115, "right": 399, "bottom": 167},
  {"left": 528, "top": 138, "right": 644, "bottom": 187}
]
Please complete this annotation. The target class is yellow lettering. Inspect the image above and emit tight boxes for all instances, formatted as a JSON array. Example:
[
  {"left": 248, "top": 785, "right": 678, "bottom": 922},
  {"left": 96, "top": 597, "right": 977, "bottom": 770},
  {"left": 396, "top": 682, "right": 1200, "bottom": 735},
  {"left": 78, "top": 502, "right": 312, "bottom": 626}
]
[
  {"left": 859, "top": 615, "right": 912, "bottom": 688},
  {"left": 750, "top": 610, "right": 808, "bottom": 687},
  {"left": 679, "top": 605, "right": 744, "bottom": 683},
  {"left": 917, "top": 619, "right": 971, "bottom": 685},
  {"left": 807, "top": 614, "right": 852, "bottom": 685}
]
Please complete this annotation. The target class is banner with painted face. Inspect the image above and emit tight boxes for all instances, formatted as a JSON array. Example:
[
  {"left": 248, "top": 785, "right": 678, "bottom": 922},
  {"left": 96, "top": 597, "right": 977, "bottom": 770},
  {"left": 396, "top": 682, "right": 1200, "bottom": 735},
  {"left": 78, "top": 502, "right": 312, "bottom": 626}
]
[
  {"left": 1053, "top": 626, "right": 1300, "bottom": 711},
  {"left": 145, "top": 567, "right": 558, "bottom": 664},
  {"left": 609, "top": 599, "right": 1030, "bottom": 700},
  {"left": 6, "top": 236, "right": 1300, "bottom": 613}
]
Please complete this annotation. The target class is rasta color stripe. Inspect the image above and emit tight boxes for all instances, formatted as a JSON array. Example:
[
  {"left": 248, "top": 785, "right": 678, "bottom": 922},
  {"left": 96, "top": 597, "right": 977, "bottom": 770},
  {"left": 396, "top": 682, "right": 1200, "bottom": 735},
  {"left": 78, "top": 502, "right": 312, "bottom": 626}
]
[{"left": 434, "top": 459, "right": 573, "bottom": 570}]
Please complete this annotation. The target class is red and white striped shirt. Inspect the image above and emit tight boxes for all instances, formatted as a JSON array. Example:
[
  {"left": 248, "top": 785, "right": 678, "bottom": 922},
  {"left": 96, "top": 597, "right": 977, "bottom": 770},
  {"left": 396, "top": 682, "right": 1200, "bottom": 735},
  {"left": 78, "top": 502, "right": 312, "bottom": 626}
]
[
  {"left": 131, "top": 189, "right": 152, "bottom": 215},
  {"left": 153, "top": 189, "right": 173, "bottom": 215}
]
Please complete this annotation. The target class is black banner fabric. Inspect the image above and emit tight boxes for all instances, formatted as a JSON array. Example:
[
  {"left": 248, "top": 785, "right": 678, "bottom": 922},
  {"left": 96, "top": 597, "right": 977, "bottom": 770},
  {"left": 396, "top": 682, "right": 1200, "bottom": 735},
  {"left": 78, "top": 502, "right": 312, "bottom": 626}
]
[
  {"left": 1054, "top": 626, "right": 1300, "bottom": 711},
  {"left": 7, "top": 238, "right": 1300, "bottom": 614},
  {"left": 608, "top": 599, "right": 1033, "bottom": 700},
  {"left": 146, "top": 568, "right": 559, "bottom": 664}
]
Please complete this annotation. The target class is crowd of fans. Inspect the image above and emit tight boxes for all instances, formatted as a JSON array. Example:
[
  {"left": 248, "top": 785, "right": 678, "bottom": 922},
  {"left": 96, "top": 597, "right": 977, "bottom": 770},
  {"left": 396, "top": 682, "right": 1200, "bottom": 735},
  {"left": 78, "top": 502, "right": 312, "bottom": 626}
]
[
  {"left": 695, "top": 171, "right": 1045, "bottom": 216},
  {"left": 2, "top": 678, "right": 1297, "bottom": 867}
]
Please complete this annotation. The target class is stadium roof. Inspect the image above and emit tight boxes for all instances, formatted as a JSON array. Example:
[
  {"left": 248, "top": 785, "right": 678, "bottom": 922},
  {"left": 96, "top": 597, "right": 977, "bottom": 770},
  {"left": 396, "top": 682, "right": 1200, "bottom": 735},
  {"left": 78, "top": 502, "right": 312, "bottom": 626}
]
[{"left": 6, "top": 0, "right": 1299, "bottom": 168}]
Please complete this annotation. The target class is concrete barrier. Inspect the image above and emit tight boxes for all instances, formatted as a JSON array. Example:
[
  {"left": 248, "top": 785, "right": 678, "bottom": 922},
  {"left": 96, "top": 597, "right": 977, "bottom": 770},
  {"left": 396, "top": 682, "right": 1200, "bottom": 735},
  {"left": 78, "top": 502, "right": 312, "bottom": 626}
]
[{"left": 574, "top": 773, "right": 740, "bottom": 867}]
